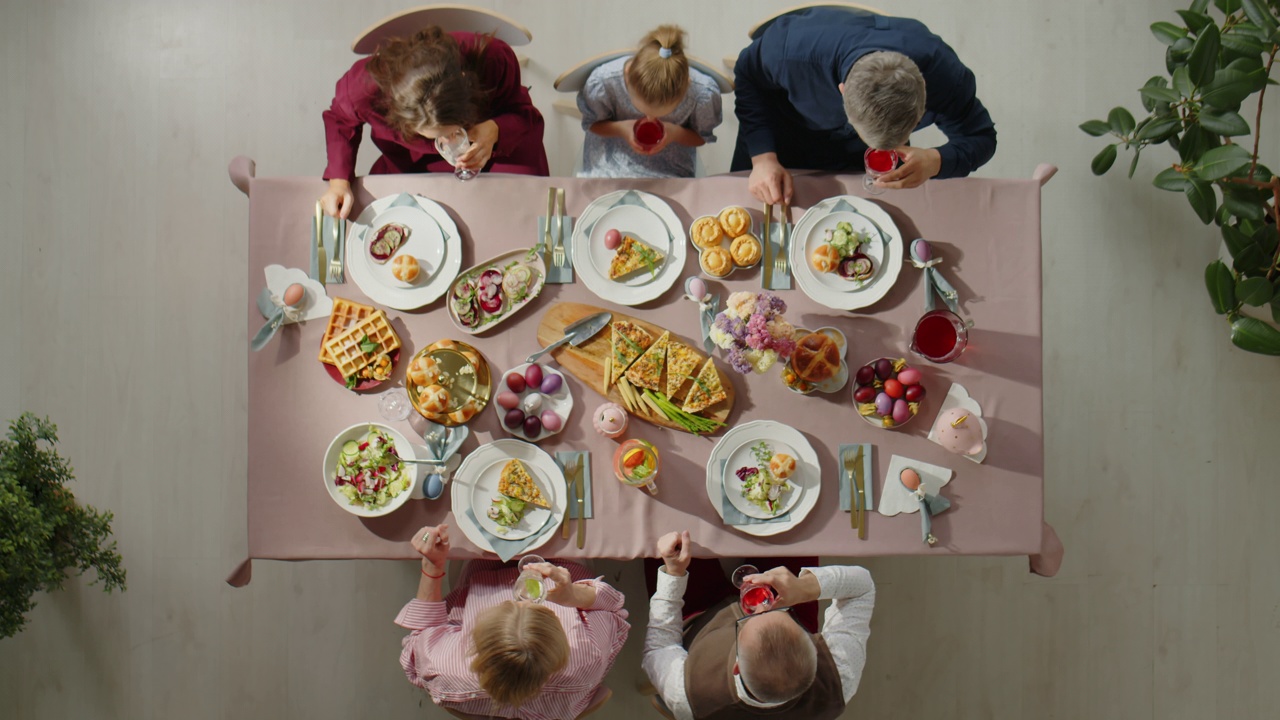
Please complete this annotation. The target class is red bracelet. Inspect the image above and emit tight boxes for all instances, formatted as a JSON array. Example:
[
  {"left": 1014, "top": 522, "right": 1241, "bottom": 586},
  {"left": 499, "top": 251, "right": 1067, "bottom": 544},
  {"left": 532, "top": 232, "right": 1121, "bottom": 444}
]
[{"left": 421, "top": 566, "right": 445, "bottom": 579}]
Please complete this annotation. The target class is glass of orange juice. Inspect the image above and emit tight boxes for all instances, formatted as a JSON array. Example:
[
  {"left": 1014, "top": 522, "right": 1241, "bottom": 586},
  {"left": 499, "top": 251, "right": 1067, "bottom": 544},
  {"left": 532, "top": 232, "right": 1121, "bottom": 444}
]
[{"left": 614, "top": 439, "right": 659, "bottom": 495}]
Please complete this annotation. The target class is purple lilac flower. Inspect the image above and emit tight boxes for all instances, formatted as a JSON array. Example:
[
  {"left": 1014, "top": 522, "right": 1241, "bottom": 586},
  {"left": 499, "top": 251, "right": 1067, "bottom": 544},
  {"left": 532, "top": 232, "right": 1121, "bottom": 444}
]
[
  {"left": 760, "top": 293, "right": 787, "bottom": 317},
  {"left": 744, "top": 314, "right": 771, "bottom": 351},
  {"left": 726, "top": 345, "right": 752, "bottom": 374}
]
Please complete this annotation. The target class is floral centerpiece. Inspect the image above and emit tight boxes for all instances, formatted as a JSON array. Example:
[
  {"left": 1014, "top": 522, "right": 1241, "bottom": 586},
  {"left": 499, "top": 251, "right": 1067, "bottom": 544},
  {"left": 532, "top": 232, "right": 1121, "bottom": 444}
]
[{"left": 709, "top": 292, "right": 797, "bottom": 374}]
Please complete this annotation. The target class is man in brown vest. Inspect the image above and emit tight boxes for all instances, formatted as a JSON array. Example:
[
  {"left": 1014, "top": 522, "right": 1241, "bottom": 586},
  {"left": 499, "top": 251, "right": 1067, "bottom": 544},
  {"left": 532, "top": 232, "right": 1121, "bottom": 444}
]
[{"left": 643, "top": 531, "right": 876, "bottom": 720}]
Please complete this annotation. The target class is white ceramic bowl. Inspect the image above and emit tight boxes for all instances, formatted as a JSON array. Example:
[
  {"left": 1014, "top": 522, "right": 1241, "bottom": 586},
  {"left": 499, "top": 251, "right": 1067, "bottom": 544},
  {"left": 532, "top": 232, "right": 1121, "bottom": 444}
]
[
  {"left": 321, "top": 422, "right": 421, "bottom": 517},
  {"left": 492, "top": 363, "right": 574, "bottom": 443}
]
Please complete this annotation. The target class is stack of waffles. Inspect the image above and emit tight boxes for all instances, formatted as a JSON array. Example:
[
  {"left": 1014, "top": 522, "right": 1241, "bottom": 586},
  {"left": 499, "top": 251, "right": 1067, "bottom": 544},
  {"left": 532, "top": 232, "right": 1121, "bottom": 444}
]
[{"left": 320, "top": 298, "right": 401, "bottom": 381}]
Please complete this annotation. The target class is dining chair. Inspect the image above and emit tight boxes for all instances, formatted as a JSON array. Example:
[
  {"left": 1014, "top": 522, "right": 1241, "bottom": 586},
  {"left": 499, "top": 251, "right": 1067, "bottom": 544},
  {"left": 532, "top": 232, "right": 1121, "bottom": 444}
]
[
  {"left": 725, "top": 2, "right": 886, "bottom": 69},
  {"left": 551, "top": 49, "right": 733, "bottom": 175},
  {"left": 352, "top": 4, "right": 532, "bottom": 65},
  {"left": 441, "top": 686, "right": 613, "bottom": 720}
]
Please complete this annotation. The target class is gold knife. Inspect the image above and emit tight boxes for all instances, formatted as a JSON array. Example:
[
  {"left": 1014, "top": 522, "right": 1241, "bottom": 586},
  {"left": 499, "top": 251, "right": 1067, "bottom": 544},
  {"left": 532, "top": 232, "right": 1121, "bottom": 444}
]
[
  {"left": 762, "top": 202, "right": 773, "bottom": 288},
  {"left": 853, "top": 446, "right": 867, "bottom": 540},
  {"left": 575, "top": 455, "right": 587, "bottom": 549},
  {"left": 561, "top": 456, "right": 579, "bottom": 540},
  {"left": 541, "top": 187, "right": 554, "bottom": 271},
  {"left": 313, "top": 201, "right": 325, "bottom": 288}
]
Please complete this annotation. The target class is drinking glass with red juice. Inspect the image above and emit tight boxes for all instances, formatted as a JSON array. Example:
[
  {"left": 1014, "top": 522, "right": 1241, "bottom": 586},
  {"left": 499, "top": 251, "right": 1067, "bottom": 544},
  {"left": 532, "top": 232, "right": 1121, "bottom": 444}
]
[
  {"left": 634, "top": 118, "right": 665, "bottom": 150},
  {"left": 910, "top": 309, "right": 969, "bottom": 363}
]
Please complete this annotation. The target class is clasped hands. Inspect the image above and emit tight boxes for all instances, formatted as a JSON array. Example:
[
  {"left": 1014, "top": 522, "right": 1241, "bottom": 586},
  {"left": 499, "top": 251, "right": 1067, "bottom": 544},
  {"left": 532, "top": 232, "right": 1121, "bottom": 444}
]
[
  {"left": 747, "top": 145, "right": 941, "bottom": 204},
  {"left": 655, "top": 530, "right": 821, "bottom": 608}
]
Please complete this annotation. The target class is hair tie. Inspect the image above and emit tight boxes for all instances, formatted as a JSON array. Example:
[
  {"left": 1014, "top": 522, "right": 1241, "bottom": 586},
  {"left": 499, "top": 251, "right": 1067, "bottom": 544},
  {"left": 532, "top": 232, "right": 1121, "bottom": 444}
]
[{"left": 658, "top": 47, "right": 672, "bottom": 59}]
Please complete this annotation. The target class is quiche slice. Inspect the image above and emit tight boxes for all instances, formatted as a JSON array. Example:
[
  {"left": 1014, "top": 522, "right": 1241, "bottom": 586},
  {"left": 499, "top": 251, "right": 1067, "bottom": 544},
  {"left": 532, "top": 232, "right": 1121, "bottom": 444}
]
[
  {"left": 610, "top": 320, "right": 654, "bottom": 385},
  {"left": 625, "top": 331, "right": 670, "bottom": 392},
  {"left": 497, "top": 459, "right": 550, "bottom": 509},
  {"left": 664, "top": 339, "right": 703, "bottom": 398},
  {"left": 681, "top": 357, "right": 728, "bottom": 414},
  {"left": 608, "top": 235, "right": 666, "bottom": 280}
]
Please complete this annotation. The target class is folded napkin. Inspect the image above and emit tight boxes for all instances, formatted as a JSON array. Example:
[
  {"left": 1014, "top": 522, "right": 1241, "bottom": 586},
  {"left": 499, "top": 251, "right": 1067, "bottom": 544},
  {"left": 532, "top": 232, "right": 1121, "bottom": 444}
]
[
  {"left": 555, "top": 451, "right": 593, "bottom": 519},
  {"left": 464, "top": 507, "right": 551, "bottom": 563},
  {"left": 878, "top": 455, "right": 953, "bottom": 517},
  {"left": 538, "top": 216, "right": 576, "bottom": 284},
  {"left": 836, "top": 443, "right": 875, "bottom": 512},
  {"left": 720, "top": 461, "right": 790, "bottom": 525},
  {"left": 763, "top": 217, "right": 793, "bottom": 291}
]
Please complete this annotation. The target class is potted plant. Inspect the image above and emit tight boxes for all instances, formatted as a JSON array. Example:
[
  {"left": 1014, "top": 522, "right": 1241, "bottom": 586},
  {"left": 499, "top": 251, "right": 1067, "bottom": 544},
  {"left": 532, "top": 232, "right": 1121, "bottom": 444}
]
[
  {"left": 0, "top": 414, "right": 126, "bottom": 639},
  {"left": 1081, "top": 0, "right": 1280, "bottom": 355}
]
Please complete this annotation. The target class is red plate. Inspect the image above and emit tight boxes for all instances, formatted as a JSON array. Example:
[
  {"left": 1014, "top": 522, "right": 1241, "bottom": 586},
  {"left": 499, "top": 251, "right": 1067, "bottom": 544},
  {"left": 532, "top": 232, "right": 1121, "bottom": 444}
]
[{"left": 323, "top": 347, "right": 401, "bottom": 392}]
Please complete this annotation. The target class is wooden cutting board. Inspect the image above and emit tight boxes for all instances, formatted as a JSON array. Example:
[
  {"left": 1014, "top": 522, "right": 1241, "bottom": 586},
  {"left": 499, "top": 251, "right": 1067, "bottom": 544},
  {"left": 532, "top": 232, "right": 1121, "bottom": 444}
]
[{"left": 536, "top": 302, "right": 734, "bottom": 434}]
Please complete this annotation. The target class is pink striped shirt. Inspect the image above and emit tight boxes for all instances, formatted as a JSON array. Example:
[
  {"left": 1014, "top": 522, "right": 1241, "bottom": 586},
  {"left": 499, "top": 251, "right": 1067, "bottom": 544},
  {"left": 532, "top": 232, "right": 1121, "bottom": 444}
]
[{"left": 395, "top": 561, "right": 629, "bottom": 720}]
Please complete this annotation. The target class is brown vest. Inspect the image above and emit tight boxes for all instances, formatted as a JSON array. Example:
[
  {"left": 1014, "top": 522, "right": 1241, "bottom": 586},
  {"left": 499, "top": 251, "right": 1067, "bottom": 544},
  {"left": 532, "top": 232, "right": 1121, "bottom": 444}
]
[{"left": 683, "top": 602, "right": 844, "bottom": 720}]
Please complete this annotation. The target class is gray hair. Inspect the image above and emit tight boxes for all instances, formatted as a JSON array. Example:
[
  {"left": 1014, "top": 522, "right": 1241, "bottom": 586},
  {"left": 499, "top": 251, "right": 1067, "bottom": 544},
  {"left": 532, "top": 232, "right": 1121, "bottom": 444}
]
[
  {"left": 738, "top": 616, "right": 818, "bottom": 703},
  {"left": 842, "top": 51, "right": 927, "bottom": 149}
]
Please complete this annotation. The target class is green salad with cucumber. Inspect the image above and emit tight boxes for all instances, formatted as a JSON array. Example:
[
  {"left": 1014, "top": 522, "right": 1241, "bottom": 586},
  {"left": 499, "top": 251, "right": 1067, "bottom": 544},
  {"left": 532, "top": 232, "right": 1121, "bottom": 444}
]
[{"left": 333, "top": 427, "right": 410, "bottom": 510}]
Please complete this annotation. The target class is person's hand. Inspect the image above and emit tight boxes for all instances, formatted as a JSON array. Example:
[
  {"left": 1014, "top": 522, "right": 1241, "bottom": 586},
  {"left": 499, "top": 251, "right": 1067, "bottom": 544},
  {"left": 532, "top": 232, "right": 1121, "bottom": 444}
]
[
  {"left": 741, "top": 566, "right": 821, "bottom": 608},
  {"left": 458, "top": 120, "right": 499, "bottom": 171},
  {"left": 528, "top": 563, "right": 578, "bottom": 605},
  {"left": 874, "top": 146, "right": 942, "bottom": 190},
  {"left": 320, "top": 179, "right": 354, "bottom": 219},
  {"left": 411, "top": 524, "right": 451, "bottom": 574},
  {"left": 748, "top": 153, "right": 793, "bottom": 205},
  {"left": 656, "top": 530, "right": 692, "bottom": 577}
]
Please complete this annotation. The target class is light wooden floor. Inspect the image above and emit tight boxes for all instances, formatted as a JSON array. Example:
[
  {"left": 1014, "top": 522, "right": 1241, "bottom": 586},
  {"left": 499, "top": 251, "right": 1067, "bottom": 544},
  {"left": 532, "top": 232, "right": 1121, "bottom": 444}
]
[{"left": 2, "top": 1, "right": 1278, "bottom": 718}]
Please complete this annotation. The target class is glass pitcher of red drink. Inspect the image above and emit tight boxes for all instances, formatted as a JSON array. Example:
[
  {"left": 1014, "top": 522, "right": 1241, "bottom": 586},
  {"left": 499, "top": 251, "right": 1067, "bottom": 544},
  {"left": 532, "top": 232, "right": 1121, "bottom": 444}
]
[{"left": 910, "top": 309, "right": 969, "bottom": 363}]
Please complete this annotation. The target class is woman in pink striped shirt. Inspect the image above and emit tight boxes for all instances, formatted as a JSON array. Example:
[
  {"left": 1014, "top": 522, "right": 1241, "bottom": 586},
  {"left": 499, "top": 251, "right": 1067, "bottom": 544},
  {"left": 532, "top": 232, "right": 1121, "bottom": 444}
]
[{"left": 398, "top": 525, "right": 630, "bottom": 719}]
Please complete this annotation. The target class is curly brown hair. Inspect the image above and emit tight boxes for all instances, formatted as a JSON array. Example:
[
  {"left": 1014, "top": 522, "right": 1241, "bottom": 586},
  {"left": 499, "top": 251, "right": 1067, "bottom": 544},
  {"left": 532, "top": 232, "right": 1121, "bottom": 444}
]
[{"left": 366, "top": 27, "right": 492, "bottom": 141}]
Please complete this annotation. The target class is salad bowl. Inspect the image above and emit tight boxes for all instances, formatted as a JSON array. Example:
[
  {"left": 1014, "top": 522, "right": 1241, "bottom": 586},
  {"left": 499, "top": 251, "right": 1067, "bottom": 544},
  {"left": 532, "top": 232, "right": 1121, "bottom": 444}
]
[{"left": 322, "top": 423, "right": 421, "bottom": 517}]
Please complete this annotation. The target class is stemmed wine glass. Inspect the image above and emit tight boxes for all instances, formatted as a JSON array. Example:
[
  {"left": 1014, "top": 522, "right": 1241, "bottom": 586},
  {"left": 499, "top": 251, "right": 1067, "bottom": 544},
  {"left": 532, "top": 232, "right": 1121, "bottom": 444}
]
[
  {"left": 862, "top": 148, "right": 901, "bottom": 195},
  {"left": 434, "top": 128, "right": 478, "bottom": 181},
  {"left": 513, "top": 555, "right": 552, "bottom": 603},
  {"left": 731, "top": 564, "right": 777, "bottom": 615}
]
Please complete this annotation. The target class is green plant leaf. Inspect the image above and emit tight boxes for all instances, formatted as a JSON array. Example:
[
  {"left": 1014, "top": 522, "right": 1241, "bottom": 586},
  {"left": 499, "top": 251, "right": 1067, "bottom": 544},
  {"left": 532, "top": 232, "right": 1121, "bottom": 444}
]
[
  {"left": 1238, "top": 0, "right": 1279, "bottom": 34},
  {"left": 1229, "top": 316, "right": 1280, "bottom": 355},
  {"left": 1153, "top": 166, "right": 1192, "bottom": 191},
  {"left": 1140, "top": 85, "right": 1181, "bottom": 105},
  {"left": 1128, "top": 147, "right": 1143, "bottom": 178},
  {"left": 1173, "top": 65, "right": 1195, "bottom": 97},
  {"left": 1179, "top": 123, "right": 1219, "bottom": 162},
  {"left": 1222, "top": 185, "right": 1267, "bottom": 221},
  {"left": 1177, "top": 9, "right": 1215, "bottom": 34},
  {"left": 1166, "top": 36, "right": 1195, "bottom": 73},
  {"left": 1151, "top": 21, "right": 1188, "bottom": 45},
  {"left": 1136, "top": 116, "right": 1181, "bottom": 141},
  {"left": 1190, "top": 0, "right": 1210, "bottom": 14},
  {"left": 1197, "top": 108, "right": 1251, "bottom": 135},
  {"left": 1079, "top": 119, "right": 1112, "bottom": 136},
  {"left": 1201, "top": 68, "right": 1255, "bottom": 108},
  {"left": 1205, "top": 260, "right": 1236, "bottom": 313},
  {"left": 1187, "top": 23, "right": 1221, "bottom": 87},
  {"left": 1236, "top": 276, "right": 1274, "bottom": 306},
  {"left": 1091, "top": 144, "right": 1118, "bottom": 175},
  {"left": 1186, "top": 178, "right": 1218, "bottom": 223},
  {"left": 1214, "top": 0, "right": 1241, "bottom": 13},
  {"left": 1220, "top": 32, "right": 1265, "bottom": 57},
  {"left": 1222, "top": 223, "right": 1269, "bottom": 273},
  {"left": 1195, "top": 144, "right": 1253, "bottom": 179},
  {"left": 1272, "top": 296, "right": 1280, "bottom": 324},
  {"left": 1107, "top": 106, "right": 1136, "bottom": 135}
]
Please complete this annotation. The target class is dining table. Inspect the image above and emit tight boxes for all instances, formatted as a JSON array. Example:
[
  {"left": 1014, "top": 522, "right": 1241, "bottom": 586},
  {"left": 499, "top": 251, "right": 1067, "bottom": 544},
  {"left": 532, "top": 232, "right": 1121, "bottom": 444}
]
[{"left": 225, "top": 156, "right": 1063, "bottom": 587}]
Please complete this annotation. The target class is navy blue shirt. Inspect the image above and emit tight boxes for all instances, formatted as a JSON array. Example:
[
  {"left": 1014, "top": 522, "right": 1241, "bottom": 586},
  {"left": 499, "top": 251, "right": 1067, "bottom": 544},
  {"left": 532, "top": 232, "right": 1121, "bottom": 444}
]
[{"left": 733, "top": 9, "right": 996, "bottom": 178}]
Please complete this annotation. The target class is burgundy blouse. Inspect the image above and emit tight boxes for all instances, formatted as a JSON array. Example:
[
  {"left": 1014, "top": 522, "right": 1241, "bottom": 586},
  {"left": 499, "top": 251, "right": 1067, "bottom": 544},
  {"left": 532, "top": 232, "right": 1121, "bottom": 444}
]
[{"left": 322, "top": 33, "right": 548, "bottom": 179}]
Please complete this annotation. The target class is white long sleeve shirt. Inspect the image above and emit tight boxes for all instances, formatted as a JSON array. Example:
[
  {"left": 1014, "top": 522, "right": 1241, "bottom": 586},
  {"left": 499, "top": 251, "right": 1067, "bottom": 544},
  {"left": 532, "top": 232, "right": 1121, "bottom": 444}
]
[{"left": 642, "top": 565, "right": 875, "bottom": 720}]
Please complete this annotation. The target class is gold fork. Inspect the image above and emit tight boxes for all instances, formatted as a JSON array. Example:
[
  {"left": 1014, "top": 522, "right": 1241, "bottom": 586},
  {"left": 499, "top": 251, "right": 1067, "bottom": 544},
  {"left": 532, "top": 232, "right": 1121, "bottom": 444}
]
[
  {"left": 328, "top": 216, "right": 344, "bottom": 282},
  {"left": 843, "top": 449, "right": 860, "bottom": 530},
  {"left": 773, "top": 202, "right": 790, "bottom": 276},
  {"left": 553, "top": 187, "right": 567, "bottom": 268},
  {"left": 560, "top": 455, "right": 581, "bottom": 539}
]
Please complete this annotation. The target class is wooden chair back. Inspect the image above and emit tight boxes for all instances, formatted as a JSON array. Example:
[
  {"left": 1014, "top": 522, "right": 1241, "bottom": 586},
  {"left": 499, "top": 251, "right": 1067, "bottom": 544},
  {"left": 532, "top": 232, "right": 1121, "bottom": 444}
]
[
  {"left": 352, "top": 4, "right": 531, "bottom": 54},
  {"left": 747, "top": 2, "right": 886, "bottom": 39}
]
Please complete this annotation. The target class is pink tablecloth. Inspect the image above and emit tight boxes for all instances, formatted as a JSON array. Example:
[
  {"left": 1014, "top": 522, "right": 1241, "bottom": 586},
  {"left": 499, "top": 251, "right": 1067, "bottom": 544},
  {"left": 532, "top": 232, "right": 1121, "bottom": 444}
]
[{"left": 228, "top": 162, "right": 1058, "bottom": 586}]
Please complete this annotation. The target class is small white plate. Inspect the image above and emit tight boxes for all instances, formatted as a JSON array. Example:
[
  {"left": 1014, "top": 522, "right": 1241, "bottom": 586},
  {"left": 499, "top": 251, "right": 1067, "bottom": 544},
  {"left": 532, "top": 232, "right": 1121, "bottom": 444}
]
[
  {"left": 571, "top": 190, "right": 688, "bottom": 306},
  {"left": 790, "top": 196, "right": 903, "bottom": 311},
  {"left": 493, "top": 363, "right": 574, "bottom": 443},
  {"left": 704, "top": 420, "right": 821, "bottom": 537},
  {"left": 469, "top": 458, "right": 558, "bottom": 540},
  {"left": 802, "top": 211, "right": 886, "bottom": 293},
  {"left": 588, "top": 205, "right": 669, "bottom": 286},
  {"left": 720, "top": 439, "right": 805, "bottom": 519},
  {"left": 451, "top": 439, "right": 567, "bottom": 554},
  {"left": 347, "top": 194, "right": 462, "bottom": 311},
  {"left": 362, "top": 204, "right": 446, "bottom": 288}
]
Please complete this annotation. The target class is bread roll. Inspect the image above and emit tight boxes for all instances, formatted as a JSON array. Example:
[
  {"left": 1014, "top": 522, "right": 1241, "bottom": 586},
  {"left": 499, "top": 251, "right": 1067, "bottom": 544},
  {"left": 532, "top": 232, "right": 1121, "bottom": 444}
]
[{"left": 791, "top": 332, "right": 841, "bottom": 383}]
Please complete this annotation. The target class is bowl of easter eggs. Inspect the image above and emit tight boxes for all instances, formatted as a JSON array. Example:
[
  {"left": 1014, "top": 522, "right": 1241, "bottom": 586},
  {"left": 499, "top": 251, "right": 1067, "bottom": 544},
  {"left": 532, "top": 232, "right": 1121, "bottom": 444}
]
[
  {"left": 852, "top": 357, "right": 925, "bottom": 429},
  {"left": 493, "top": 362, "right": 574, "bottom": 442}
]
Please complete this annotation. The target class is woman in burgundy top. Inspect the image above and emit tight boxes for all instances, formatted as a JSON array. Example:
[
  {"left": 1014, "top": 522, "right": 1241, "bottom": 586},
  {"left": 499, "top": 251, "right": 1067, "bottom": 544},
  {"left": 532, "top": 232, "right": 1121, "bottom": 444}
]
[{"left": 321, "top": 28, "right": 549, "bottom": 218}]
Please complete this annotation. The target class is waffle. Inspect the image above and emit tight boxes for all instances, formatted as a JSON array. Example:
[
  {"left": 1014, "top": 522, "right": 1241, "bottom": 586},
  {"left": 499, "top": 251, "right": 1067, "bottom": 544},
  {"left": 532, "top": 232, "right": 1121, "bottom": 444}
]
[
  {"left": 323, "top": 310, "right": 402, "bottom": 381},
  {"left": 317, "top": 297, "right": 376, "bottom": 365}
]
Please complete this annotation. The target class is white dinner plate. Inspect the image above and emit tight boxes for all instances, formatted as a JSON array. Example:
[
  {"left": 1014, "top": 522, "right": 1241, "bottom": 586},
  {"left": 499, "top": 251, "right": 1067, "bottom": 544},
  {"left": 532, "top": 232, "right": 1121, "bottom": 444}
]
[
  {"left": 801, "top": 211, "right": 887, "bottom": 293},
  {"left": 720, "top": 439, "right": 806, "bottom": 520},
  {"left": 347, "top": 194, "right": 462, "bottom": 310},
  {"left": 469, "top": 458, "right": 558, "bottom": 540},
  {"left": 790, "top": 196, "right": 902, "bottom": 311},
  {"left": 704, "top": 420, "right": 821, "bottom": 537},
  {"left": 451, "top": 439, "right": 566, "bottom": 553},
  {"left": 587, "top": 205, "right": 670, "bottom": 286},
  {"left": 361, "top": 205, "right": 446, "bottom": 288},
  {"left": 571, "top": 190, "right": 687, "bottom": 306}
]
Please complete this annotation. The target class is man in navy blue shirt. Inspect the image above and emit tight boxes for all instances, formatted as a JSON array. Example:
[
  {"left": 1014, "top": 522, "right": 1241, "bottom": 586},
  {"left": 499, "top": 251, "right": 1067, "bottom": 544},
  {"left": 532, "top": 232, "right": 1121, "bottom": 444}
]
[{"left": 732, "top": 8, "right": 997, "bottom": 203}]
